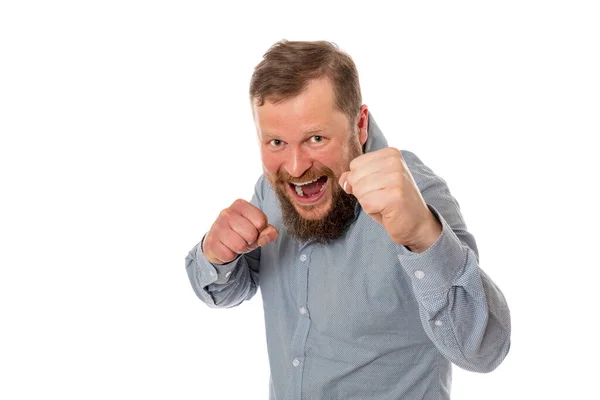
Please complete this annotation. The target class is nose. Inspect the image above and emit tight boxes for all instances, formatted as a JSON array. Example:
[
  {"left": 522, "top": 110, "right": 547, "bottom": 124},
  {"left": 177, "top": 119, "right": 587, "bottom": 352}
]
[{"left": 284, "top": 147, "right": 312, "bottom": 178}]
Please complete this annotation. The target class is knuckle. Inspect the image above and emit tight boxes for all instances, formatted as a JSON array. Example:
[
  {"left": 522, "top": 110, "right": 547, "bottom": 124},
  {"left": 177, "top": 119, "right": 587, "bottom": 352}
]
[
  {"left": 348, "top": 172, "right": 360, "bottom": 188},
  {"left": 385, "top": 147, "right": 401, "bottom": 157},
  {"left": 255, "top": 212, "right": 268, "bottom": 230},
  {"left": 232, "top": 198, "right": 247, "bottom": 208},
  {"left": 347, "top": 171, "right": 355, "bottom": 185},
  {"left": 219, "top": 208, "right": 232, "bottom": 221}
]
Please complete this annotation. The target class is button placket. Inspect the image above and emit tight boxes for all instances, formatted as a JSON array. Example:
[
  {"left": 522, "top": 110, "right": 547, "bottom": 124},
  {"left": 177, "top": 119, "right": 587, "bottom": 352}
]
[{"left": 288, "top": 243, "right": 312, "bottom": 398}]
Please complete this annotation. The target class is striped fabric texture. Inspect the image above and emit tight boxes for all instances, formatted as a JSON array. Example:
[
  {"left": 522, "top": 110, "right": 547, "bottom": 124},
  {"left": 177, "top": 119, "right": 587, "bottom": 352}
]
[{"left": 185, "top": 115, "right": 511, "bottom": 399}]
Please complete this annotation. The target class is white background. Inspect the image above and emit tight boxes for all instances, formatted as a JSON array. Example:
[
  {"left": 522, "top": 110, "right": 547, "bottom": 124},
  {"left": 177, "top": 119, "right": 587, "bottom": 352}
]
[{"left": 1, "top": 1, "right": 599, "bottom": 399}]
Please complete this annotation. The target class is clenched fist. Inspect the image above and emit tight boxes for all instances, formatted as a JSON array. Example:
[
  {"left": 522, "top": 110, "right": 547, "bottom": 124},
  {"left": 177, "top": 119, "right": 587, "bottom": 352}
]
[
  {"left": 339, "top": 147, "right": 442, "bottom": 253},
  {"left": 203, "top": 199, "right": 279, "bottom": 265}
]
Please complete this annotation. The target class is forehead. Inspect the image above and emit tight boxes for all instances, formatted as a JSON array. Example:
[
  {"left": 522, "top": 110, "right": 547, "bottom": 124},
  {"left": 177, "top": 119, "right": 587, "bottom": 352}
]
[{"left": 253, "top": 79, "right": 346, "bottom": 137}]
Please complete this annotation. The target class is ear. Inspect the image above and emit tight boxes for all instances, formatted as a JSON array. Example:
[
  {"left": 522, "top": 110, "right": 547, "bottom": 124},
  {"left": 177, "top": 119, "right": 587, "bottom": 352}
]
[{"left": 357, "top": 104, "right": 369, "bottom": 146}]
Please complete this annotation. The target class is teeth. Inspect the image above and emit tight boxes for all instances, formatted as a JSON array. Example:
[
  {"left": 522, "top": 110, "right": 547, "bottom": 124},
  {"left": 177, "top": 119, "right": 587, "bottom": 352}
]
[
  {"left": 290, "top": 177, "right": 328, "bottom": 198},
  {"left": 291, "top": 177, "right": 319, "bottom": 186}
]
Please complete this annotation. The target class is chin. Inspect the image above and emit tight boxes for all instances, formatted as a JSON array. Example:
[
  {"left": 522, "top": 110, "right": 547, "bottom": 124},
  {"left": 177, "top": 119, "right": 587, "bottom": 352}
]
[{"left": 292, "top": 195, "right": 333, "bottom": 221}]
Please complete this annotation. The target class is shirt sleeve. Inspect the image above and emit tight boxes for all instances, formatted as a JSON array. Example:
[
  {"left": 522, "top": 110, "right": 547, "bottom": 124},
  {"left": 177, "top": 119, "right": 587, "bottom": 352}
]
[
  {"left": 184, "top": 177, "right": 265, "bottom": 308},
  {"left": 397, "top": 150, "right": 511, "bottom": 373}
]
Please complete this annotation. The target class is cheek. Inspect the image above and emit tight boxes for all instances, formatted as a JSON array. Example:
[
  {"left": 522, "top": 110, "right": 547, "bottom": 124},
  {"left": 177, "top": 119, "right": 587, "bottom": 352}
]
[
  {"left": 261, "top": 152, "right": 281, "bottom": 176},
  {"left": 313, "top": 141, "right": 355, "bottom": 175},
  {"left": 318, "top": 154, "right": 348, "bottom": 177}
]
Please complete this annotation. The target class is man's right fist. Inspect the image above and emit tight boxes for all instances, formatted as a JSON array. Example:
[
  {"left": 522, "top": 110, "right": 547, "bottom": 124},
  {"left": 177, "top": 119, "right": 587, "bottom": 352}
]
[{"left": 202, "top": 199, "right": 279, "bottom": 265}]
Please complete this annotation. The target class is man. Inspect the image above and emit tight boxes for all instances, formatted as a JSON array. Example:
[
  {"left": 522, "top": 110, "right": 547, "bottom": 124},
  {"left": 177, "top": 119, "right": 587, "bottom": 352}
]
[{"left": 186, "top": 40, "right": 510, "bottom": 400}]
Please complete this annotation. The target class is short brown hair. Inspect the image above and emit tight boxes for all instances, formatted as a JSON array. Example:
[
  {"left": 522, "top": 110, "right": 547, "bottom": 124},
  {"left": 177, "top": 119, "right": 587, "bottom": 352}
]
[{"left": 250, "top": 40, "right": 362, "bottom": 125}]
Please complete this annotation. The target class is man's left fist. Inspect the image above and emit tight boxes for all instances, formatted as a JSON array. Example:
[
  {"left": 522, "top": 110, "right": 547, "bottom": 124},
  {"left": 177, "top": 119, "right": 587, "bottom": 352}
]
[{"left": 339, "top": 147, "right": 442, "bottom": 253}]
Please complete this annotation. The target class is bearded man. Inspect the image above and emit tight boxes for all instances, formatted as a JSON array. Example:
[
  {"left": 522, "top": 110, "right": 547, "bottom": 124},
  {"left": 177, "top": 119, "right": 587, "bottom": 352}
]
[{"left": 185, "top": 40, "right": 511, "bottom": 400}]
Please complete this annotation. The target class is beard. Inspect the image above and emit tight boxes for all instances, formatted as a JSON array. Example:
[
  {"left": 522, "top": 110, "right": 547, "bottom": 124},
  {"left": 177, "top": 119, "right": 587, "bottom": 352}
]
[
  {"left": 275, "top": 175, "right": 358, "bottom": 244},
  {"left": 270, "top": 137, "right": 363, "bottom": 244}
]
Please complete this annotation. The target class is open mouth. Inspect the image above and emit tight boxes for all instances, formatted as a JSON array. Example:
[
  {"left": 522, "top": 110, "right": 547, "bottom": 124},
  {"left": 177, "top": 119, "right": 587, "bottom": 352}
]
[{"left": 287, "top": 176, "right": 328, "bottom": 203}]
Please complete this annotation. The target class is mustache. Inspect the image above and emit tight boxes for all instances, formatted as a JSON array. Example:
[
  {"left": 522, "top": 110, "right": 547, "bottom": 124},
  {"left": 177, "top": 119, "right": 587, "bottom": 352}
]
[{"left": 276, "top": 166, "right": 335, "bottom": 183}]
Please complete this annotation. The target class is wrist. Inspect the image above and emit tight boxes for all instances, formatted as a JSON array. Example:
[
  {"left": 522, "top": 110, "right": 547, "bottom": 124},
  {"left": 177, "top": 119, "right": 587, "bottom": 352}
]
[{"left": 407, "top": 213, "right": 442, "bottom": 254}]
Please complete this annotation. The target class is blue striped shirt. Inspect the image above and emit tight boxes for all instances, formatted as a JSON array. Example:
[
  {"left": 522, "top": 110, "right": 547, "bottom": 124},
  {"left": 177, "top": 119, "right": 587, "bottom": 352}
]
[{"left": 186, "top": 115, "right": 511, "bottom": 399}]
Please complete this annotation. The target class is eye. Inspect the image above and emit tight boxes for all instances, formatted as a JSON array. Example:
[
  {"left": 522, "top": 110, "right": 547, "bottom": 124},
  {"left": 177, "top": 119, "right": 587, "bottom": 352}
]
[
  {"left": 269, "top": 139, "right": 283, "bottom": 147},
  {"left": 310, "top": 135, "right": 323, "bottom": 143}
]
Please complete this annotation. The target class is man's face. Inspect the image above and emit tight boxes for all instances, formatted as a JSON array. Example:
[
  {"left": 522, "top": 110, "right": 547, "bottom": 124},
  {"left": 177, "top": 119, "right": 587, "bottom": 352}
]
[{"left": 253, "top": 78, "right": 368, "bottom": 243}]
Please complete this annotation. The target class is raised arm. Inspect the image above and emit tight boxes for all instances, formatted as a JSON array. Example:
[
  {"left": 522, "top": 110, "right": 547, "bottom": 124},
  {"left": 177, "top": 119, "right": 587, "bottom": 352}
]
[
  {"left": 185, "top": 178, "right": 278, "bottom": 308},
  {"left": 397, "top": 150, "right": 511, "bottom": 372}
]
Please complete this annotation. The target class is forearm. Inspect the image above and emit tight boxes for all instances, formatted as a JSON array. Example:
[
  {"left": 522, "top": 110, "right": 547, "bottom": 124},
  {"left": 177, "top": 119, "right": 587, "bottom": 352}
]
[{"left": 398, "top": 207, "right": 511, "bottom": 372}]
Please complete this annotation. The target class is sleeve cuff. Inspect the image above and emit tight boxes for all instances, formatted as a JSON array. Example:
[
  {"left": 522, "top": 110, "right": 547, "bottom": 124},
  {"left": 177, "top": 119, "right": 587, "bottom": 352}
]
[{"left": 396, "top": 205, "right": 467, "bottom": 297}]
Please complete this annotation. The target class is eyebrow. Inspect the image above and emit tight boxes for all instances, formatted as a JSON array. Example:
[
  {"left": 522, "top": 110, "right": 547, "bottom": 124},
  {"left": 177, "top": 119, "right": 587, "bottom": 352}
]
[{"left": 262, "top": 126, "right": 327, "bottom": 139}]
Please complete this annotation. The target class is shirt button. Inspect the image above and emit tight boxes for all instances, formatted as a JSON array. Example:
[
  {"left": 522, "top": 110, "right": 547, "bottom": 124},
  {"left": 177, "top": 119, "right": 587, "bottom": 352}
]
[
  {"left": 299, "top": 254, "right": 307, "bottom": 262},
  {"left": 435, "top": 320, "right": 443, "bottom": 327},
  {"left": 414, "top": 270, "right": 425, "bottom": 279},
  {"left": 299, "top": 307, "right": 307, "bottom": 315},
  {"left": 225, "top": 271, "right": 232, "bottom": 278},
  {"left": 292, "top": 359, "right": 300, "bottom": 367}
]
